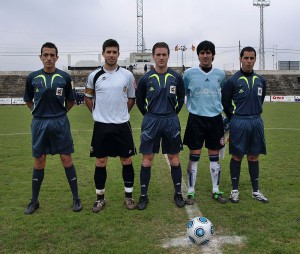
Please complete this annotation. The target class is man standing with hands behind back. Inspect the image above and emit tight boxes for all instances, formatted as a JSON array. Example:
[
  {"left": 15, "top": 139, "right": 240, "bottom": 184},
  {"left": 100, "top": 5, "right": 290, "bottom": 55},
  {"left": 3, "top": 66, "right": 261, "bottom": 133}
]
[
  {"left": 23, "top": 42, "right": 82, "bottom": 214},
  {"left": 135, "top": 42, "right": 186, "bottom": 210},
  {"left": 183, "top": 40, "right": 227, "bottom": 205},
  {"left": 222, "top": 46, "right": 269, "bottom": 203},
  {"left": 84, "top": 39, "right": 137, "bottom": 212}
]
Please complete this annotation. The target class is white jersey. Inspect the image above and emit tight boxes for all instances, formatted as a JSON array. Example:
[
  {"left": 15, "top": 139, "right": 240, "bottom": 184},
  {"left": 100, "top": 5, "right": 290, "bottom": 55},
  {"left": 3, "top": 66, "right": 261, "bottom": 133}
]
[{"left": 85, "top": 66, "right": 136, "bottom": 124}]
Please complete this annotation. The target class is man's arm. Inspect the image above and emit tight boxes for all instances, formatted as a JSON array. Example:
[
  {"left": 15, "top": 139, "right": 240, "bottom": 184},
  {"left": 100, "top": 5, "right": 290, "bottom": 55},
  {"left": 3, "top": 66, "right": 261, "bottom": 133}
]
[
  {"left": 221, "top": 79, "right": 234, "bottom": 120},
  {"left": 176, "top": 75, "right": 185, "bottom": 114},
  {"left": 261, "top": 76, "right": 267, "bottom": 105},
  {"left": 84, "top": 96, "right": 94, "bottom": 113},
  {"left": 25, "top": 101, "right": 33, "bottom": 110},
  {"left": 127, "top": 98, "right": 135, "bottom": 112},
  {"left": 66, "top": 100, "right": 75, "bottom": 112},
  {"left": 135, "top": 76, "right": 147, "bottom": 115}
]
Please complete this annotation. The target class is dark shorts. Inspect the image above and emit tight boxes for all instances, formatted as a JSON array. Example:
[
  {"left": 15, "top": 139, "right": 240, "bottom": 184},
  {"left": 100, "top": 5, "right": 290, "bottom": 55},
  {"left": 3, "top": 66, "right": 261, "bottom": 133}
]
[
  {"left": 229, "top": 115, "right": 266, "bottom": 157},
  {"left": 31, "top": 115, "right": 74, "bottom": 158},
  {"left": 139, "top": 113, "right": 183, "bottom": 155},
  {"left": 183, "top": 113, "right": 224, "bottom": 150},
  {"left": 90, "top": 121, "right": 136, "bottom": 158}
]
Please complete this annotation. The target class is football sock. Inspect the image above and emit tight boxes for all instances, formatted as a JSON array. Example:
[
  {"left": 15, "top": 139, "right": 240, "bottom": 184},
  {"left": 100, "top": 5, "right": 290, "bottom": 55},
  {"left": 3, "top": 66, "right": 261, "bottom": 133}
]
[
  {"left": 248, "top": 160, "right": 259, "bottom": 192},
  {"left": 94, "top": 166, "right": 107, "bottom": 199},
  {"left": 209, "top": 154, "right": 221, "bottom": 193},
  {"left": 187, "top": 154, "right": 200, "bottom": 194},
  {"left": 31, "top": 168, "right": 44, "bottom": 202},
  {"left": 64, "top": 165, "right": 79, "bottom": 200},
  {"left": 140, "top": 166, "right": 151, "bottom": 196},
  {"left": 171, "top": 164, "right": 182, "bottom": 194},
  {"left": 230, "top": 158, "right": 241, "bottom": 190},
  {"left": 122, "top": 163, "right": 134, "bottom": 198}
]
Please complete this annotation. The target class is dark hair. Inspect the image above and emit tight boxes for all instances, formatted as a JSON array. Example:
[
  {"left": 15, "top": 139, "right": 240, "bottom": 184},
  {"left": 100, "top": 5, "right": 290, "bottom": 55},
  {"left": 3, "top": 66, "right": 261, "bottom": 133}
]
[
  {"left": 41, "top": 42, "right": 58, "bottom": 56},
  {"left": 102, "top": 39, "right": 119, "bottom": 52},
  {"left": 240, "top": 46, "right": 256, "bottom": 58},
  {"left": 196, "top": 40, "right": 215, "bottom": 56},
  {"left": 152, "top": 42, "right": 170, "bottom": 55}
]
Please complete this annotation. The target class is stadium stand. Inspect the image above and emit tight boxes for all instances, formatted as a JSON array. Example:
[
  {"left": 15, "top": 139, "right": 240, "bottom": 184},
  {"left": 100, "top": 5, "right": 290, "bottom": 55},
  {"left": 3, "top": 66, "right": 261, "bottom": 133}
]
[{"left": 0, "top": 70, "right": 299, "bottom": 98}]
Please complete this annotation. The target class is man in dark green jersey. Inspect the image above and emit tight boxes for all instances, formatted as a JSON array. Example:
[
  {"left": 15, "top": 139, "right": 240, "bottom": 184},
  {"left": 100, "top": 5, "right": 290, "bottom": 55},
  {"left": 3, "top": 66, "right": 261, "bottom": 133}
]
[
  {"left": 23, "top": 42, "right": 82, "bottom": 214},
  {"left": 135, "top": 42, "right": 186, "bottom": 210},
  {"left": 222, "top": 46, "right": 268, "bottom": 204}
]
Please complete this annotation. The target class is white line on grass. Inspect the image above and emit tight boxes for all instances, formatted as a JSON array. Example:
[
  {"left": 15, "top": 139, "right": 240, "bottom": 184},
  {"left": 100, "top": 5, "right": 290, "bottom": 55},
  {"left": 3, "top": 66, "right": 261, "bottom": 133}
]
[{"left": 162, "top": 154, "right": 245, "bottom": 253}]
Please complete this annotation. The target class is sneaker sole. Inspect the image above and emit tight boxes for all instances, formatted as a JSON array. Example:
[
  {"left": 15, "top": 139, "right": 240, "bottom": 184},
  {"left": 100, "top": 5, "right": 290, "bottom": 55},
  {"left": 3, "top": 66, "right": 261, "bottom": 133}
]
[
  {"left": 214, "top": 198, "right": 227, "bottom": 204},
  {"left": 124, "top": 203, "right": 136, "bottom": 210},
  {"left": 185, "top": 200, "right": 194, "bottom": 205},
  {"left": 253, "top": 197, "right": 269, "bottom": 203},
  {"left": 92, "top": 202, "right": 106, "bottom": 213},
  {"left": 73, "top": 207, "right": 82, "bottom": 212},
  {"left": 137, "top": 202, "right": 148, "bottom": 210}
]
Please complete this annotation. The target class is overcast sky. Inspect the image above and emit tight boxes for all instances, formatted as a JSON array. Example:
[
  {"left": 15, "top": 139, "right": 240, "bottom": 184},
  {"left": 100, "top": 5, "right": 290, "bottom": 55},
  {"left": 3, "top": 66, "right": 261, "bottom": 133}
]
[{"left": 0, "top": 0, "right": 299, "bottom": 71}]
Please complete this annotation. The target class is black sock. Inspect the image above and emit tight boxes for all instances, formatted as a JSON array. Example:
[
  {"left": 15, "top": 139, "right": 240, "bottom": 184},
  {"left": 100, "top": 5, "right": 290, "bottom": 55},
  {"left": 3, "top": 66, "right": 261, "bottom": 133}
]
[
  {"left": 140, "top": 166, "right": 151, "bottom": 196},
  {"left": 94, "top": 166, "right": 107, "bottom": 200},
  {"left": 248, "top": 161, "right": 259, "bottom": 192},
  {"left": 31, "top": 168, "right": 44, "bottom": 202},
  {"left": 171, "top": 164, "right": 182, "bottom": 194},
  {"left": 64, "top": 165, "right": 79, "bottom": 200},
  {"left": 230, "top": 158, "right": 241, "bottom": 190},
  {"left": 122, "top": 164, "right": 134, "bottom": 198}
]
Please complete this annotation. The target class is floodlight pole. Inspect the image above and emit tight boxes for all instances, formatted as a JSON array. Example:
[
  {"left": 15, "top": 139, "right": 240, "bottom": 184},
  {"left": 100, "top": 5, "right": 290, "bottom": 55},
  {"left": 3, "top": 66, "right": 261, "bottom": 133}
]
[
  {"left": 137, "top": 0, "right": 143, "bottom": 53},
  {"left": 253, "top": 0, "right": 270, "bottom": 70}
]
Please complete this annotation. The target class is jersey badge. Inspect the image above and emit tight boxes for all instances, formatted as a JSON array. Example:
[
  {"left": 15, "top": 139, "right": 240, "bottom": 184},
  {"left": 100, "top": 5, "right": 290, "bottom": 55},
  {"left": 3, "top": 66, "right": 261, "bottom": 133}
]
[
  {"left": 257, "top": 87, "right": 262, "bottom": 96},
  {"left": 170, "top": 85, "right": 176, "bottom": 94},
  {"left": 56, "top": 88, "right": 63, "bottom": 96},
  {"left": 123, "top": 86, "right": 128, "bottom": 93},
  {"left": 239, "top": 89, "right": 244, "bottom": 94}
]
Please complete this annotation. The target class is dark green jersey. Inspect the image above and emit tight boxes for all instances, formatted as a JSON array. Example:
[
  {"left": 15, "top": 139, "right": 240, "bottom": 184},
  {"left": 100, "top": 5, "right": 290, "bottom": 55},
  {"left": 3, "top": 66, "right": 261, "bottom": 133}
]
[
  {"left": 24, "top": 68, "right": 75, "bottom": 117},
  {"left": 136, "top": 67, "right": 185, "bottom": 116}
]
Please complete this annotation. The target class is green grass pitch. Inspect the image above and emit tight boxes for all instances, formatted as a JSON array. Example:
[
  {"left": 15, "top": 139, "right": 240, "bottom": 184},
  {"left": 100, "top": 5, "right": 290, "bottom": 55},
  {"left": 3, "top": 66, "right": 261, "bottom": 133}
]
[{"left": 0, "top": 103, "right": 299, "bottom": 253}]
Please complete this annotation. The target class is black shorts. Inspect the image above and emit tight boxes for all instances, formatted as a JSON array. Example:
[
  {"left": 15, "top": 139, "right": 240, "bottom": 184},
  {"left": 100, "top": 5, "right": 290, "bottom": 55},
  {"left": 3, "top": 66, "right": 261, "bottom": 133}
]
[
  {"left": 139, "top": 113, "right": 183, "bottom": 154},
  {"left": 183, "top": 113, "right": 224, "bottom": 150},
  {"left": 90, "top": 121, "right": 136, "bottom": 158}
]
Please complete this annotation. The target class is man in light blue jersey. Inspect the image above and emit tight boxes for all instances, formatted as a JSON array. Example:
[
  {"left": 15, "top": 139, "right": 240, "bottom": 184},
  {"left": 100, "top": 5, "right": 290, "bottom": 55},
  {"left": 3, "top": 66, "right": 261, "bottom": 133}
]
[{"left": 183, "top": 40, "right": 227, "bottom": 205}]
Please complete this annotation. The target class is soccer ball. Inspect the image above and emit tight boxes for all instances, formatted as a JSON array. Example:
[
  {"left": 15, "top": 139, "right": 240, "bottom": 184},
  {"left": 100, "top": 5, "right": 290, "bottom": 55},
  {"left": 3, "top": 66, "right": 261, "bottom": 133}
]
[{"left": 187, "top": 216, "right": 214, "bottom": 245}]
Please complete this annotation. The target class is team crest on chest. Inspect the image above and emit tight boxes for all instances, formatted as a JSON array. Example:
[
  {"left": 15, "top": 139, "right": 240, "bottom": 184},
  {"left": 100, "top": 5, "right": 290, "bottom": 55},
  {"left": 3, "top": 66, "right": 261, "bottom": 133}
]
[
  {"left": 123, "top": 86, "right": 128, "bottom": 93},
  {"left": 56, "top": 88, "right": 63, "bottom": 96}
]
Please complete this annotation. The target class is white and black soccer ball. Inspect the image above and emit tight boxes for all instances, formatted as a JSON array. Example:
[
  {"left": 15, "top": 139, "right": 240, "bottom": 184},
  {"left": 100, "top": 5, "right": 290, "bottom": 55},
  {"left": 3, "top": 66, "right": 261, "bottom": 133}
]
[{"left": 187, "top": 216, "right": 214, "bottom": 245}]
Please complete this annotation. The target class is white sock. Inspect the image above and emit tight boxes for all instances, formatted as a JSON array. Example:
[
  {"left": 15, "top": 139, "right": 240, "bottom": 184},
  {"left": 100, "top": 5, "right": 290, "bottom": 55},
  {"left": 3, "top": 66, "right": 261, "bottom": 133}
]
[
  {"left": 210, "top": 161, "right": 221, "bottom": 193},
  {"left": 187, "top": 160, "right": 198, "bottom": 194}
]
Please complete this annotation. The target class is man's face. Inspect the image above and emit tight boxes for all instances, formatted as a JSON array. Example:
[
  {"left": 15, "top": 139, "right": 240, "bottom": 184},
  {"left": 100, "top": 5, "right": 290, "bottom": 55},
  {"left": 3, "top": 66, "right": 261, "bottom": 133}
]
[
  {"left": 40, "top": 47, "right": 58, "bottom": 70},
  {"left": 153, "top": 47, "right": 169, "bottom": 69},
  {"left": 102, "top": 46, "right": 119, "bottom": 67},
  {"left": 198, "top": 50, "right": 213, "bottom": 68},
  {"left": 240, "top": 51, "right": 256, "bottom": 73}
]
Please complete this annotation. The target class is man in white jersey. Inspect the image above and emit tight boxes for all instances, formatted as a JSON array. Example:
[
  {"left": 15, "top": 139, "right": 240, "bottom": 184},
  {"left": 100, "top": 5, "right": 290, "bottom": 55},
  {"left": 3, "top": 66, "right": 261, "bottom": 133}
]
[
  {"left": 84, "top": 39, "right": 137, "bottom": 212},
  {"left": 183, "top": 40, "right": 227, "bottom": 205}
]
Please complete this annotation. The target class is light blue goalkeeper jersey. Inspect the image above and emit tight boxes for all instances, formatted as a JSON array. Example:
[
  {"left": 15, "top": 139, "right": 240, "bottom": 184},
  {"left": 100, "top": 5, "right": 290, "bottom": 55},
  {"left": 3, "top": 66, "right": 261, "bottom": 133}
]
[{"left": 183, "top": 66, "right": 226, "bottom": 117}]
